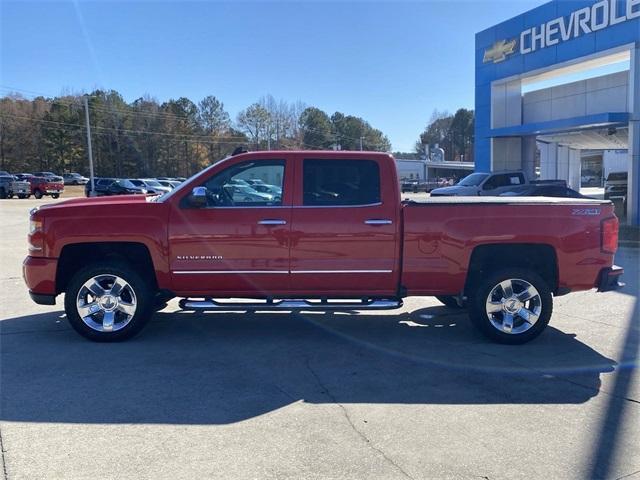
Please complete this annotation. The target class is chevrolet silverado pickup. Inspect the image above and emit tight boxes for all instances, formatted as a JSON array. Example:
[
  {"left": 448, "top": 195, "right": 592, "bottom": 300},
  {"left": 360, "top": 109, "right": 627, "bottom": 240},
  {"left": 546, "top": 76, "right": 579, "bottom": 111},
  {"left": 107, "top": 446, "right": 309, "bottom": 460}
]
[{"left": 23, "top": 150, "right": 623, "bottom": 344}]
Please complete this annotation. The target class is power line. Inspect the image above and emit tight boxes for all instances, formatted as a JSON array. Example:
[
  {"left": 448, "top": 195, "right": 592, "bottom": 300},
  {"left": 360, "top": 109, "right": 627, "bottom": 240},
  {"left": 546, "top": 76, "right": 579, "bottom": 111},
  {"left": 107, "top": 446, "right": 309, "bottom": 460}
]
[{"left": 0, "top": 112, "right": 250, "bottom": 144}]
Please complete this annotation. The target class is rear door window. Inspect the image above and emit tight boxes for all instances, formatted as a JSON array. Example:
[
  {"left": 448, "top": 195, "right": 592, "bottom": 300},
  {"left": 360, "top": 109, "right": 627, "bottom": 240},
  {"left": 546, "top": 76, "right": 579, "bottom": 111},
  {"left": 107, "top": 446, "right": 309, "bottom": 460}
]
[{"left": 303, "top": 159, "right": 381, "bottom": 206}]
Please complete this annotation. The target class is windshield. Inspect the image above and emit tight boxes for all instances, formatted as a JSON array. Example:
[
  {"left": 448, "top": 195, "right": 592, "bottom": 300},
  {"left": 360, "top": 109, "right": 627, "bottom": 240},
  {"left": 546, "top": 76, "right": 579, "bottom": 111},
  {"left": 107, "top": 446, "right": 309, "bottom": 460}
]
[
  {"left": 458, "top": 173, "right": 489, "bottom": 186},
  {"left": 144, "top": 179, "right": 162, "bottom": 187}
]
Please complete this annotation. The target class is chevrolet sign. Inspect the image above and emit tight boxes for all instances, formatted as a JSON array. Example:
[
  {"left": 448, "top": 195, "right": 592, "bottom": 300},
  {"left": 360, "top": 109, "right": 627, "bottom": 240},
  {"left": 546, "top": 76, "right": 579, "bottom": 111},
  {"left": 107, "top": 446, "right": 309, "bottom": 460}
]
[
  {"left": 521, "top": 0, "right": 639, "bottom": 54},
  {"left": 483, "top": 0, "right": 639, "bottom": 63}
]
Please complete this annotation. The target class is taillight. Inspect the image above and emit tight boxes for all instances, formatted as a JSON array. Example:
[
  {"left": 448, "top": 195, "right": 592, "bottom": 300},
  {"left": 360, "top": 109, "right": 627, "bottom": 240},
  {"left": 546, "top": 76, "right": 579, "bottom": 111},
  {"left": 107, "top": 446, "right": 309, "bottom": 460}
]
[
  {"left": 28, "top": 208, "right": 44, "bottom": 255},
  {"left": 601, "top": 217, "right": 619, "bottom": 254}
]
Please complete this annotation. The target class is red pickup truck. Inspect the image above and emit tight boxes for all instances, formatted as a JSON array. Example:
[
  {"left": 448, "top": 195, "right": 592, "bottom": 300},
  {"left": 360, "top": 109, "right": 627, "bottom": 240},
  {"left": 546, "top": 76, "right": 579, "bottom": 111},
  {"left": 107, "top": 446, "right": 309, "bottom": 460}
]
[
  {"left": 23, "top": 150, "right": 623, "bottom": 344},
  {"left": 26, "top": 175, "right": 65, "bottom": 199}
]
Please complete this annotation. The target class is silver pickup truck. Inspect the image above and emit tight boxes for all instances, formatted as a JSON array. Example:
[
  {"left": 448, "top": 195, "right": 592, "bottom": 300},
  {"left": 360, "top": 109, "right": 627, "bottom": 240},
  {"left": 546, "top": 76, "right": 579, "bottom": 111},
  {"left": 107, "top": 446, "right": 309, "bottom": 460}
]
[
  {"left": 0, "top": 173, "right": 31, "bottom": 199},
  {"left": 430, "top": 170, "right": 565, "bottom": 197}
]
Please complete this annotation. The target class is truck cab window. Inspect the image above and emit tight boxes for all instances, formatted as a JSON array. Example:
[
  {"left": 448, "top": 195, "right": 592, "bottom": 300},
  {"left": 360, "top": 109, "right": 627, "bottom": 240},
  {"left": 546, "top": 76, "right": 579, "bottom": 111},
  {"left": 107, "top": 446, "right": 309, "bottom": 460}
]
[
  {"left": 303, "top": 159, "right": 380, "bottom": 206},
  {"left": 201, "top": 160, "right": 284, "bottom": 207}
]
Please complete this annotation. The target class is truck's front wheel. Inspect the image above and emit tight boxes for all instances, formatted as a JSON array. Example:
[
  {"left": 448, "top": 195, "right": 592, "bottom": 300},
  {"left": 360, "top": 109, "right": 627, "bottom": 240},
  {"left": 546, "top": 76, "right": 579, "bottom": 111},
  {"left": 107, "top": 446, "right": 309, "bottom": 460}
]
[
  {"left": 64, "top": 262, "right": 155, "bottom": 341},
  {"left": 468, "top": 268, "right": 552, "bottom": 344}
]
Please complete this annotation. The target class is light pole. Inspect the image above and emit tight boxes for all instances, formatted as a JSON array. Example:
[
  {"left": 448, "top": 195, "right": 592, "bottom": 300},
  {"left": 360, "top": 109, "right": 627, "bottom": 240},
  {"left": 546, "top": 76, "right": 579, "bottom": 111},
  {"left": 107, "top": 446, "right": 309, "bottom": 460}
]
[{"left": 83, "top": 96, "right": 96, "bottom": 197}]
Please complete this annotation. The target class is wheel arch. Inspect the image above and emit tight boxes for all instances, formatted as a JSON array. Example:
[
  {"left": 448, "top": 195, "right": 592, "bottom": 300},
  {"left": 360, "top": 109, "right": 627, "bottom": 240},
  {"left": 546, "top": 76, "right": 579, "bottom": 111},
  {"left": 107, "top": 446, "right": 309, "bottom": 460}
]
[
  {"left": 56, "top": 242, "right": 158, "bottom": 294},
  {"left": 464, "top": 243, "right": 559, "bottom": 296}
]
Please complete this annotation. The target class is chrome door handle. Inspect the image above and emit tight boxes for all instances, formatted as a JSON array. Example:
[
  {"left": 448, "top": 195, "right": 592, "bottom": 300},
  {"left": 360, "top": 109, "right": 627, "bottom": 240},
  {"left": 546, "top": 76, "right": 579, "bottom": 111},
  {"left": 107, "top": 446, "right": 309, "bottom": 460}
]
[
  {"left": 364, "top": 219, "right": 393, "bottom": 225},
  {"left": 258, "top": 219, "right": 287, "bottom": 225}
]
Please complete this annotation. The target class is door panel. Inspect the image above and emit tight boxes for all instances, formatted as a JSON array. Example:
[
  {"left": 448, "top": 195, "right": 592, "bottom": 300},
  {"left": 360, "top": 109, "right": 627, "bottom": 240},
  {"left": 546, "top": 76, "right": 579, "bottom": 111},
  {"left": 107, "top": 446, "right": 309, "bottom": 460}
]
[
  {"left": 289, "top": 156, "right": 399, "bottom": 295},
  {"left": 168, "top": 158, "right": 292, "bottom": 296}
]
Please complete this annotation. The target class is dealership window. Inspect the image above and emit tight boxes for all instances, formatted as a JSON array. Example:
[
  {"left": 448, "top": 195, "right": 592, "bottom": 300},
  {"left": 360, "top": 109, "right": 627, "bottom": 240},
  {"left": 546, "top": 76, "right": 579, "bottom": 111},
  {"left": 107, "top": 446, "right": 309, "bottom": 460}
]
[
  {"left": 200, "top": 160, "right": 284, "bottom": 207},
  {"left": 303, "top": 159, "right": 381, "bottom": 206}
]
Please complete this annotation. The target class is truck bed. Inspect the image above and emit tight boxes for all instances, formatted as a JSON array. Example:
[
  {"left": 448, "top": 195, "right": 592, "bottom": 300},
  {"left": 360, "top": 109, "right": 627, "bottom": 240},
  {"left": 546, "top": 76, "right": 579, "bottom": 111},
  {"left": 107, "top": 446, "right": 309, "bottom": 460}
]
[{"left": 404, "top": 196, "right": 609, "bottom": 206}]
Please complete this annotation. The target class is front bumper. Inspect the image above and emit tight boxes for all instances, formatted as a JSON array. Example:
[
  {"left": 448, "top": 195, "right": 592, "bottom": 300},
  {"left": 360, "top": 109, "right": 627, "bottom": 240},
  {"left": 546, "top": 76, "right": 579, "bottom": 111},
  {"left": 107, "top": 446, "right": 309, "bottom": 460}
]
[
  {"left": 597, "top": 265, "right": 625, "bottom": 292},
  {"left": 29, "top": 291, "right": 56, "bottom": 305},
  {"left": 23, "top": 256, "right": 58, "bottom": 300}
]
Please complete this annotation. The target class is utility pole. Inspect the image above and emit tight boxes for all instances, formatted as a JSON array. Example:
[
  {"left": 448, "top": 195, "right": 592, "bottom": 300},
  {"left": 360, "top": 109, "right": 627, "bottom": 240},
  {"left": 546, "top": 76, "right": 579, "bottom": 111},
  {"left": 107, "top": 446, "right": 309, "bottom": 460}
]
[
  {"left": 83, "top": 96, "right": 96, "bottom": 196},
  {"left": 359, "top": 136, "right": 364, "bottom": 151}
]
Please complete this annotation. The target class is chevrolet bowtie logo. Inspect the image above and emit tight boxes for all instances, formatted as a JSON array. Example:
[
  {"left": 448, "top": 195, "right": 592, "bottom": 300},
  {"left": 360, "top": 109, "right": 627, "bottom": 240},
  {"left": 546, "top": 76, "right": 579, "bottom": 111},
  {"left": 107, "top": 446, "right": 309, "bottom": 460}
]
[{"left": 483, "top": 39, "right": 517, "bottom": 64}]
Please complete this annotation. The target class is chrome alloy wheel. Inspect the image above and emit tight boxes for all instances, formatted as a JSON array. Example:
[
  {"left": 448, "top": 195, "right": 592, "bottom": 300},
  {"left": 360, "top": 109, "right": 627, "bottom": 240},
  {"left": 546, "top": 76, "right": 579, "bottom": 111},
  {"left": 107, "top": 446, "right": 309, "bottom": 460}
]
[
  {"left": 485, "top": 278, "right": 542, "bottom": 335},
  {"left": 76, "top": 274, "right": 137, "bottom": 332}
]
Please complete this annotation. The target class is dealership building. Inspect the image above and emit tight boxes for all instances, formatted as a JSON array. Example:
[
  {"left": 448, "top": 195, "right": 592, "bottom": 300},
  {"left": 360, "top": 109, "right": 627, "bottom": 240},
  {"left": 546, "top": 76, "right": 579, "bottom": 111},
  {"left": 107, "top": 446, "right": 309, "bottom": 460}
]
[{"left": 475, "top": 0, "right": 639, "bottom": 224}]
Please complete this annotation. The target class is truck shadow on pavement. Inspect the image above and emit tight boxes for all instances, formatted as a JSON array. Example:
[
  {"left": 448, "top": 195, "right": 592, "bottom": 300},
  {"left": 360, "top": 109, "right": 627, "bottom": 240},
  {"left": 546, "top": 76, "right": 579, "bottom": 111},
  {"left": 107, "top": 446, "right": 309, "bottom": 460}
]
[{"left": 0, "top": 305, "right": 619, "bottom": 425}]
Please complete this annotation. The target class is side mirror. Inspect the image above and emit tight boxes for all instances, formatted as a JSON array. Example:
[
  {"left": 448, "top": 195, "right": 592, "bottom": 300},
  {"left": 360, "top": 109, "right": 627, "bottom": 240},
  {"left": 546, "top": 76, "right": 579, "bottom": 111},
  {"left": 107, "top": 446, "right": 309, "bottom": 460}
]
[{"left": 189, "top": 186, "right": 207, "bottom": 208}]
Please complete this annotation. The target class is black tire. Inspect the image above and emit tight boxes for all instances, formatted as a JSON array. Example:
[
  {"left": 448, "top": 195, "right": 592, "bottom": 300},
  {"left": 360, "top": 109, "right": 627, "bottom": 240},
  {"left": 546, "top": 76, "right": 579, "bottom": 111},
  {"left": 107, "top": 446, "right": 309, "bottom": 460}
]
[
  {"left": 467, "top": 268, "right": 552, "bottom": 344},
  {"left": 64, "top": 262, "right": 155, "bottom": 342},
  {"left": 33, "top": 189, "right": 43, "bottom": 199},
  {"left": 51, "top": 193, "right": 60, "bottom": 199},
  {"left": 0, "top": 189, "right": 6, "bottom": 199},
  {"left": 435, "top": 295, "right": 466, "bottom": 309}
]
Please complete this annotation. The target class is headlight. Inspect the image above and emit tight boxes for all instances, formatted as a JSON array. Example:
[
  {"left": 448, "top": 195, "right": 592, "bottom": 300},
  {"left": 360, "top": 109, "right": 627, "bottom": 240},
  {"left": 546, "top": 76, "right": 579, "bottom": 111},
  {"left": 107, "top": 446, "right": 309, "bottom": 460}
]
[
  {"left": 28, "top": 213, "right": 44, "bottom": 254},
  {"left": 29, "top": 218, "right": 42, "bottom": 234}
]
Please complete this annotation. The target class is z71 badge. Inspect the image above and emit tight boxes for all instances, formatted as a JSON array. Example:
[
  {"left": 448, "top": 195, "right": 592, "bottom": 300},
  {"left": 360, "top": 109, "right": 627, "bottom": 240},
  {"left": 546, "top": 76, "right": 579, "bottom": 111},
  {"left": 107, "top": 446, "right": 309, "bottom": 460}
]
[{"left": 571, "top": 208, "right": 601, "bottom": 216}]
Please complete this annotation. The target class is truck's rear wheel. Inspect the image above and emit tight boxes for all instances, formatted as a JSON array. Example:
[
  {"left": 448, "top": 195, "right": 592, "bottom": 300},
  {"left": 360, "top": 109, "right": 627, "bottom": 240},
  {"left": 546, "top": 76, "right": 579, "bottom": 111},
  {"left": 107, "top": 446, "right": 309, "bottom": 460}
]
[
  {"left": 468, "top": 268, "right": 552, "bottom": 344},
  {"left": 435, "top": 295, "right": 466, "bottom": 309},
  {"left": 51, "top": 193, "right": 60, "bottom": 199},
  {"left": 33, "top": 189, "right": 43, "bottom": 199},
  {"left": 64, "top": 262, "right": 155, "bottom": 341}
]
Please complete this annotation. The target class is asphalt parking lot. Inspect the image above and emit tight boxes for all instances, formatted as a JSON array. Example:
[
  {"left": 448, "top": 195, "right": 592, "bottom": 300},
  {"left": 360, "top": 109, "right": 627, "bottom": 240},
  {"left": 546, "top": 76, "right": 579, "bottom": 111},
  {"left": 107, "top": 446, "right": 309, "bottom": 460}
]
[{"left": 1, "top": 196, "right": 638, "bottom": 480}]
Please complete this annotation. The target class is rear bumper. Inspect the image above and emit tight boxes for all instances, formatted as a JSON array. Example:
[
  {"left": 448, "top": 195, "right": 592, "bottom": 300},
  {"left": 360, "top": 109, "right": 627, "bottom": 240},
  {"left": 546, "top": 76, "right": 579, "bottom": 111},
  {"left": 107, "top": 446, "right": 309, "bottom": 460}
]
[{"left": 597, "top": 265, "right": 625, "bottom": 292}]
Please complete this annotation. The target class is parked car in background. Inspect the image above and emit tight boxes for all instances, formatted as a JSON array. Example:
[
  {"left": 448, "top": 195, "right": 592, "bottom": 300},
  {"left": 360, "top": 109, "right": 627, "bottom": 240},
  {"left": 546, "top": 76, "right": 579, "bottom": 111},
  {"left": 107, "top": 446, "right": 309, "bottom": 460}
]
[
  {"left": 223, "top": 184, "right": 274, "bottom": 202},
  {"left": 0, "top": 174, "right": 31, "bottom": 199},
  {"left": 604, "top": 171, "right": 627, "bottom": 200},
  {"left": 500, "top": 184, "right": 586, "bottom": 198},
  {"left": 252, "top": 183, "right": 282, "bottom": 200},
  {"left": 104, "top": 179, "right": 147, "bottom": 196},
  {"left": 63, "top": 173, "right": 89, "bottom": 185},
  {"left": 581, "top": 170, "right": 600, "bottom": 187},
  {"left": 15, "top": 173, "right": 34, "bottom": 181},
  {"left": 431, "top": 171, "right": 532, "bottom": 196},
  {"left": 27, "top": 176, "right": 65, "bottom": 199},
  {"left": 157, "top": 180, "right": 177, "bottom": 190},
  {"left": 401, "top": 180, "right": 419, "bottom": 193},
  {"left": 85, "top": 178, "right": 117, "bottom": 197},
  {"left": 130, "top": 179, "right": 171, "bottom": 194}
]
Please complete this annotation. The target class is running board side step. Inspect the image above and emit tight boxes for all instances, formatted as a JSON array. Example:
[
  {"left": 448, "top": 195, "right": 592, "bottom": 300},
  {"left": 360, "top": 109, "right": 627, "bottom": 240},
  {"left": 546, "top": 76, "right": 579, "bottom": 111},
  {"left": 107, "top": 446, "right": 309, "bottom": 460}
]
[{"left": 178, "top": 298, "right": 403, "bottom": 311}]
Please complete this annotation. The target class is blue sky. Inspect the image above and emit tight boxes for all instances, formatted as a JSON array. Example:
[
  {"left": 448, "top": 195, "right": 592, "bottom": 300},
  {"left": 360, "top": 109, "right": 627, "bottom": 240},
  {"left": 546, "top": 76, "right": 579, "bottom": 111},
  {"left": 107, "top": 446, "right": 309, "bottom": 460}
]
[{"left": 1, "top": 0, "right": 543, "bottom": 151}]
